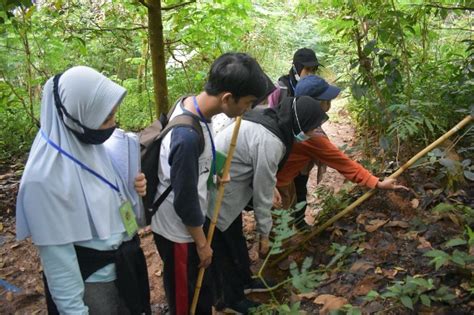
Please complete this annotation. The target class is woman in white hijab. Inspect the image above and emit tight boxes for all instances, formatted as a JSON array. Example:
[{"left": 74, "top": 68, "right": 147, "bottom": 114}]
[{"left": 16, "top": 66, "right": 150, "bottom": 314}]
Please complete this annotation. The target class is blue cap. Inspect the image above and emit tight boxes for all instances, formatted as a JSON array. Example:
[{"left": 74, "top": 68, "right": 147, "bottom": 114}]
[{"left": 295, "top": 75, "right": 341, "bottom": 101}]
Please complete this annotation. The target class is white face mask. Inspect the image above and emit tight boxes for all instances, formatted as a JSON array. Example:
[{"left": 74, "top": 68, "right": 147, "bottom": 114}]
[
  {"left": 292, "top": 98, "right": 310, "bottom": 142},
  {"left": 292, "top": 64, "right": 300, "bottom": 81},
  {"left": 294, "top": 131, "right": 310, "bottom": 142}
]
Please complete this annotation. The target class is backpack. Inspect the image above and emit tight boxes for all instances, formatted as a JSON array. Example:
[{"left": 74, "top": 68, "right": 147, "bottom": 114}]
[{"left": 140, "top": 99, "right": 204, "bottom": 225}]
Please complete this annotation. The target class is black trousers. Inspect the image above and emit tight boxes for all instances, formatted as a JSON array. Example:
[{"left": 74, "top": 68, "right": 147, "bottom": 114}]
[
  {"left": 209, "top": 214, "right": 253, "bottom": 309},
  {"left": 292, "top": 174, "right": 309, "bottom": 229},
  {"left": 153, "top": 233, "right": 213, "bottom": 315}
]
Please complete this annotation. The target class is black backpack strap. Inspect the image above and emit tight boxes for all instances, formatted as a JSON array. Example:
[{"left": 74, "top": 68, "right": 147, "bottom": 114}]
[{"left": 150, "top": 114, "right": 205, "bottom": 214}]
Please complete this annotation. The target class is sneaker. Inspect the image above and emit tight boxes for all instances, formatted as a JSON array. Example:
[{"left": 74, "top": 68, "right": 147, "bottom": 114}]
[
  {"left": 243, "top": 278, "right": 275, "bottom": 294},
  {"left": 223, "top": 298, "right": 261, "bottom": 314}
]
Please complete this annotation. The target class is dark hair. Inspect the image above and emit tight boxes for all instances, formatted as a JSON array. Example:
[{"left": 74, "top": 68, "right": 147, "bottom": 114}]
[{"left": 204, "top": 53, "right": 269, "bottom": 101}]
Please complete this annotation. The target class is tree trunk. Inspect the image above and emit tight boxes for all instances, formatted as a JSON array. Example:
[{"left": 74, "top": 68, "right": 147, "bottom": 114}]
[{"left": 147, "top": 0, "right": 169, "bottom": 118}]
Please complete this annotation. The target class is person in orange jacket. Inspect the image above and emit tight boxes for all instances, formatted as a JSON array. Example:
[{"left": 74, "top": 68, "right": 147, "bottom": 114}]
[{"left": 274, "top": 75, "right": 408, "bottom": 230}]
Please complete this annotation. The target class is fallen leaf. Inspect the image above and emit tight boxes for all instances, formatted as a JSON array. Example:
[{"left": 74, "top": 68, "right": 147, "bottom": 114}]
[
  {"left": 313, "top": 294, "right": 348, "bottom": 315},
  {"left": 330, "top": 227, "right": 343, "bottom": 239},
  {"left": 10, "top": 243, "right": 20, "bottom": 249},
  {"left": 35, "top": 285, "right": 44, "bottom": 294},
  {"left": 382, "top": 269, "right": 398, "bottom": 279},
  {"left": 385, "top": 220, "right": 410, "bottom": 228},
  {"left": 297, "top": 292, "right": 318, "bottom": 300},
  {"left": 364, "top": 219, "right": 389, "bottom": 233},
  {"left": 417, "top": 236, "right": 432, "bottom": 249},
  {"left": 447, "top": 213, "right": 461, "bottom": 226},
  {"left": 277, "top": 258, "right": 292, "bottom": 271},
  {"left": 290, "top": 292, "right": 301, "bottom": 303},
  {"left": 356, "top": 213, "right": 367, "bottom": 225},
  {"left": 401, "top": 231, "right": 419, "bottom": 240},
  {"left": 410, "top": 198, "right": 420, "bottom": 209},
  {"left": 6, "top": 291, "right": 13, "bottom": 302},
  {"left": 353, "top": 275, "right": 379, "bottom": 296},
  {"left": 0, "top": 222, "right": 3, "bottom": 232},
  {"left": 461, "top": 282, "right": 471, "bottom": 291},
  {"left": 349, "top": 260, "right": 374, "bottom": 274},
  {"left": 375, "top": 267, "right": 383, "bottom": 274},
  {"left": 358, "top": 242, "right": 373, "bottom": 250}
]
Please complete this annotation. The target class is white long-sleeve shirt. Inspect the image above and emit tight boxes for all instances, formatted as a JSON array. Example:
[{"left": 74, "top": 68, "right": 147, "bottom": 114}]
[{"left": 209, "top": 120, "right": 285, "bottom": 235}]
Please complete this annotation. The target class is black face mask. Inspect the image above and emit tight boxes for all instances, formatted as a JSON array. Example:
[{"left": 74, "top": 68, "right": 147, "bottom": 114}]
[
  {"left": 53, "top": 74, "right": 115, "bottom": 145},
  {"left": 67, "top": 124, "right": 116, "bottom": 145}
]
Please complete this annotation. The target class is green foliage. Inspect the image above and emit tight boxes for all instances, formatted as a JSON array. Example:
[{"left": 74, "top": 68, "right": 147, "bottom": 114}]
[
  {"left": 366, "top": 275, "right": 458, "bottom": 310},
  {"left": 289, "top": 257, "right": 326, "bottom": 293},
  {"left": 331, "top": 304, "right": 362, "bottom": 315},
  {"left": 252, "top": 301, "right": 302, "bottom": 315},
  {"left": 465, "top": 225, "right": 474, "bottom": 247},
  {"left": 327, "top": 242, "right": 358, "bottom": 268},
  {"left": 381, "top": 276, "right": 456, "bottom": 310},
  {"left": 314, "top": 0, "right": 473, "bottom": 156},
  {"left": 269, "top": 207, "right": 298, "bottom": 255},
  {"left": 424, "top": 233, "right": 474, "bottom": 270},
  {"left": 312, "top": 186, "right": 355, "bottom": 226},
  {"left": 0, "top": 81, "right": 36, "bottom": 160},
  {"left": 431, "top": 202, "right": 474, "bottom": 225},
  {"left": 413, "top": 147, "right": 474, "bottom": 191}
]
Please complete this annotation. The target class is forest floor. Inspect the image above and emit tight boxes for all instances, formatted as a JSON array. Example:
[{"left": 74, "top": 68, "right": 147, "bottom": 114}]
[{"left": 1, "top": 100, "right": 473, "bottom": 314}]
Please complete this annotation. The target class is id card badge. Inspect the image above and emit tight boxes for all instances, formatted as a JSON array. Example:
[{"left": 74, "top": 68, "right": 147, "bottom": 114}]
[{"left": 119, "top": 200, "right": 138, "bottom": 237}]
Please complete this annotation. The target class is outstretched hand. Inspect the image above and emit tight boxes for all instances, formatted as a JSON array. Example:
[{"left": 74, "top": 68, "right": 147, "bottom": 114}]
[
  {"left": 134, "top": 173, "right": 147, "bottom": 196},
  {"left": 376, "top": 178, "right": 409, "bottom": 191}
]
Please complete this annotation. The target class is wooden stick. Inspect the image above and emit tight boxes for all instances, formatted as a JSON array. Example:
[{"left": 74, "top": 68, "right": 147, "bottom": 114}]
[
  {"left": 190, "top": 116, "right": 243, "bottom": 315},
  {"left": 272, "top": 114, "right": 473, "bottom": 266}
]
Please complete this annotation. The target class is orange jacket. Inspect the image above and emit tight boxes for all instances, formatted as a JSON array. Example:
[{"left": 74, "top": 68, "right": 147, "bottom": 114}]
[{"left": 276, "top": 134, "right": 379, "bottom": 188}]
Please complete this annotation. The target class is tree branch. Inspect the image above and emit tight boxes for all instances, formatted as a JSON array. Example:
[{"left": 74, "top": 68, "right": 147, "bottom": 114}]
[
  {"left": 138, "top": 0, "right": 150, "bottom": 9},
  {"left": 435, "top": 27, "right": 474, "bottom": 32},
  {"left": 423, "top": 4, "right": 474, "bottom": 11},
  {"left": 162, "top": 0, "right": 196, "bottom": 11},
  {"left": 0, "top": 71, "right": 40, "bottom": 128}
]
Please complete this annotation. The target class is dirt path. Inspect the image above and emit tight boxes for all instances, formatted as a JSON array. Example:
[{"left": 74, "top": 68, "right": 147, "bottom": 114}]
[{"left": 0, "top": 101, "right": 359, "bottom": 314}]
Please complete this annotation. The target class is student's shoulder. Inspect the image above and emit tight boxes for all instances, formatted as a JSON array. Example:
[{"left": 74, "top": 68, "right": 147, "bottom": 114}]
[
  {"left": 170, "top": 125, "right": 201, "bottom": 143},
  {"left": 277, "top": 75, "right": 290, "bottom": 88}
]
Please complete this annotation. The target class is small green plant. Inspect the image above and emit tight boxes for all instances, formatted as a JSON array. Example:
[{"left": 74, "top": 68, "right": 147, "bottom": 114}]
[
  {"left": 327, "top": 243, "right": 359, "bottom": 268},
  {"left": 269, "top": 203, "right": 302, "bottom": 256},
  {"left": 330, "top": 304, "right": 362, "bottom": 315},
  {"left": 424, "top": 248, "right": 474, "bottom": 270},
  {"left": 424, "top": 234, "right": 474, "bottom": 270},
  {"left": 382, "top": 276, "right": 434, "bottom": 310},
  {"left": 431, "top": 202, "right": 474, "bottom": 226},
  {"left": 366, "top": 277, "right": 457, "bottom": 310},
  {"left": 289, "top": 257, "right": 324, "bottom": 293},
  {"left": 312, "top": 186, "right": 354, "bottom": 225},
  {"left": 412, "top": 149, "right": 473, "bottom": 191},
  {"left": 252, "top": 301, "right": 302, "bottom": 315},
  {"left": 465, "top": 225, "right": 474, "bottom": 247}
]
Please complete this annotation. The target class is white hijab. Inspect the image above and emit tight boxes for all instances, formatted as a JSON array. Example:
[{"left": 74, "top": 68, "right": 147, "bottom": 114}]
[{"left": 16, "top": 66, "right": 129, "bottom": 246}]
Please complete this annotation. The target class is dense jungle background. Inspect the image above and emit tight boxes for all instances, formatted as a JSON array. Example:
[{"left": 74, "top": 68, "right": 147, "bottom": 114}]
[{"left": 0, "top": 0, "right": 473, "bottom": 314}]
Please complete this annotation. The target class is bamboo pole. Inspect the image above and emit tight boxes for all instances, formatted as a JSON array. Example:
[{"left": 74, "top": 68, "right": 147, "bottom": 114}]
[
  {"left": 190, "top": 116, "right": 243, "bottom": 315},
  {"left": 272, "top": 114, "right": 473, "bottom": 267}
]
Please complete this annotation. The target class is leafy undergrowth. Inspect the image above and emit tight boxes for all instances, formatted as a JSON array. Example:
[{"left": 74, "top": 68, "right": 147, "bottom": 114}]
[{"left": 250, "top": 170, "right": 474, "bottom": 314}]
